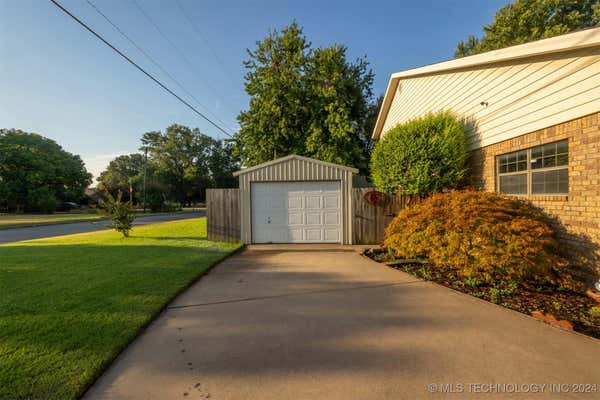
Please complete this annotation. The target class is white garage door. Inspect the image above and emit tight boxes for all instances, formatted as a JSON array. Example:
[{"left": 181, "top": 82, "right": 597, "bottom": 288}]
[{"left": 251, "top": 181, "right": 341, "bottom": 243}]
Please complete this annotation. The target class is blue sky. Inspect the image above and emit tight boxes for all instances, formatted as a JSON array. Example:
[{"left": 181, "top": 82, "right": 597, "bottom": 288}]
[{"left": 0, "top": 0, "right": 507, "bottom": 179}]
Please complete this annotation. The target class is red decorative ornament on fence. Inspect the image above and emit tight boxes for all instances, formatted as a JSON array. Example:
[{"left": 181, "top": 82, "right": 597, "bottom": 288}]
[{"left": 364, "top": 190, "right": 389, "bottom": 207}]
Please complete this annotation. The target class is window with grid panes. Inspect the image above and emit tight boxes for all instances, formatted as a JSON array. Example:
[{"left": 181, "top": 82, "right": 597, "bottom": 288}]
[{"left": 496, "top": 140, "right": 568, "bottom": 195}]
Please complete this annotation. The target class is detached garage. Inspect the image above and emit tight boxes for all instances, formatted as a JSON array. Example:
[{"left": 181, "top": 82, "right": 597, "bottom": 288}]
[{"left": 233, "top": 155, "right": 358, "bottom": 244}]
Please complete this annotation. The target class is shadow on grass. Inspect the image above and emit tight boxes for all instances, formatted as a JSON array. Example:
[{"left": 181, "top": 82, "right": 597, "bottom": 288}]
[{"left": 133, "top": 236, "right": 210, "bottom": 241}]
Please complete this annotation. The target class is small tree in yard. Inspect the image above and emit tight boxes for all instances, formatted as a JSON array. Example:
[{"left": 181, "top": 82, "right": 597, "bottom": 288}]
[
  {"left": 371, "top": 112, "right": 467, "bottom": 194},
  {"left": 99, "top": 191, "right": 136, "bottom": 237}
]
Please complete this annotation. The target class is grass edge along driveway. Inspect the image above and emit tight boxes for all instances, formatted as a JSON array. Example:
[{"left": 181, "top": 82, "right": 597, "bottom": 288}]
[{"left": 0, "top": 217, "right": 241, "bottom": 400}]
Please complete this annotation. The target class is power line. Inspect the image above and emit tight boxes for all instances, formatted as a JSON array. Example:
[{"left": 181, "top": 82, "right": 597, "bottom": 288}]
[
  {"left": 85, "top": 0, "right": 234, "bottom": 133},
  {"left": 131, "top": 0, "right": 238, "bottom": 118},
  {"left": 174, "top": 0, "right": 242, "bottom": 93},
  {"left": 48, "top": 0, "right": 232, "bottom": 138}
]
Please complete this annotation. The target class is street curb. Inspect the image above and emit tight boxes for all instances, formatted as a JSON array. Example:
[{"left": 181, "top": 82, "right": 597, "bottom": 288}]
[
  {"left": 0, "top": 217, "right": 106, "bottom": 230},
  {"left": 0, "top": 210, "right": 205, "bottom": 231}
]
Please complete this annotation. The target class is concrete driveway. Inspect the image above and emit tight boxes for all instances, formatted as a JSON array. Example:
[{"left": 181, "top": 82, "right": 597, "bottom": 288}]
[
  {"left": 0, "top": 211, "right": 204, "bottom": 244},
  {"left": 84, "top": 245, "right": 600, "bottom": 400}
]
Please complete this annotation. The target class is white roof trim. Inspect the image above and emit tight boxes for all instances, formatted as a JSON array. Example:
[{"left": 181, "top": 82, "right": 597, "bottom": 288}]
[
  {"left": 372, "top": 27, "right": 600, "bottom": 139},
  {"left": 233, "top": 154, "right": 359, "bottom": 177}
]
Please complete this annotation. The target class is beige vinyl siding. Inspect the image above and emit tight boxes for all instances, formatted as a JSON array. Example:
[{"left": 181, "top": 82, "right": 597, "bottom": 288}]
[
  {"left": 236, "top": 156, "right": 355, "bottom": 244},
  {"left": 381, "top": 48, "right": 600, "bottom": 149}
]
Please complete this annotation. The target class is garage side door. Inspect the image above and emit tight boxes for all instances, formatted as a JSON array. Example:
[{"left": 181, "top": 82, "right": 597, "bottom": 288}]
[{"left": 251, "top": 181, "right": 341, "bottom": 243}]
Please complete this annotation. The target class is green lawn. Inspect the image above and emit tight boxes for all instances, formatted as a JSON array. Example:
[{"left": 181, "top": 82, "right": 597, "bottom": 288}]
[{"left": 0, "top": 218, "right": 241, "bottom": 400}]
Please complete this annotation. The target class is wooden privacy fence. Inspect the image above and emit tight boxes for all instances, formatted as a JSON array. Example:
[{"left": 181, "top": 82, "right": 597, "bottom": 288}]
[
  {"left": 352, "top": 188, "right": 418, "bottom": 244},
  {"left": 206, "top": 187, "right": 417, "bottom": 244},
  {"left": 206, "top": 188, "right": 240, "bottom": 242}
]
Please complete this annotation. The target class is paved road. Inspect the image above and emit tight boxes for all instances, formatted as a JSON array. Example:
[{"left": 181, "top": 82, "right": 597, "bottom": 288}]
[
  {"left": 84, "top": 245, "right": 600, "bottom": 400},
  {"left": 0, "top": 211, "right": 205, "bottom": 244}
]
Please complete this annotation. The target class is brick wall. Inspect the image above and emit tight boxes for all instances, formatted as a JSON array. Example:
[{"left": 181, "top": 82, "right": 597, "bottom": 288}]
[{"left": 468, "top": 112, "right": 600, "bottom": 272}]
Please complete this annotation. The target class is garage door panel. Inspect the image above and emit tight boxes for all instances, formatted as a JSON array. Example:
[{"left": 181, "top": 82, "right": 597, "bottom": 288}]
[
  {"left": 289, "top": 228, "right": 303, "bottom": 242},
  {"left": 272, "top": 196, "right": 287, "bottom": 209},
  {"left": 273, "top": 215, "right": 287, "bottom": 225},
  {"left": 305, "top": 196, "right": 321, "bottom": 209},
  {"left": 324, "top": 229, "right": 340, "bottom": 241},
  {"left": 251, "top": 181, "right": 341, "bottom": 243},
  {"left": 254, "top": 226, "right": 287, "bottom": 244},
  {"left": 324, "top": 212, "right": 339, "bottom": 225},
  {"left": 288, "top": 197, "right": 302, "bottom": 209},
  {"left": 305, "top": 229, "right": 323, "bottom": 241},
  {"left": 305, "top": 212, "right": 321, "bottom": 225},
  {"left": 324, "top": 195, "right": 339, "bottom": 209},
  {"left": 288, "top": 212, "right": 303, "bottom": 225}
]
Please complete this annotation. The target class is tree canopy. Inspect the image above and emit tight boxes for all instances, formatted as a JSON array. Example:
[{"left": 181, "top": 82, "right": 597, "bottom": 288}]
[
  {"left": 97, "top": 124, "right": 238, "bottom": 210},
  {"left": 455, "top": 0, "right": 600, "bottom": 57},
  {"left": 0, "top": 129, "right": 92, "bottom": 212},
  {"left": 97, "top": 154, "right": 145, "bottom": 195},
  {"left": 235, "top": 21, "right": 378, "bottom": 173}
]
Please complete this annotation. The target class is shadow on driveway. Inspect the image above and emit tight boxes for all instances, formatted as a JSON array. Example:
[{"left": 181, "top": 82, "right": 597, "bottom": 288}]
[{"left": 83, "top": 247, "right": 600, "bottom": 400}]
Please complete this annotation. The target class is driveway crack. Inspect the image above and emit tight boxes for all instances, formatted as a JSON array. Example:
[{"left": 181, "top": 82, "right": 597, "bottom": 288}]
[{"left": 168, "top": 280, "right": 424, "bottom": 310}]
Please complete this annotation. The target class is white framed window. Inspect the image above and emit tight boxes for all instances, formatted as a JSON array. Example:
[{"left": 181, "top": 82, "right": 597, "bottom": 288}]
[{"left": 496, "top": 140, "right": 568, "bottom": 196}]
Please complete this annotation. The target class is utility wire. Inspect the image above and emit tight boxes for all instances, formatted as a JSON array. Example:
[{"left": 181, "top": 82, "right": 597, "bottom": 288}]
[
  {"left": 131, "top": 0, "right": 238, "bottom": 118},
  {"left": 48, "top": 0, "right": 232, "bottom": 138},
  {"left": 174, "top": 0, "right": 242, "bottom": 93},
  {"left": 85, "top": 0, "right": 233, "bottom": 133}
]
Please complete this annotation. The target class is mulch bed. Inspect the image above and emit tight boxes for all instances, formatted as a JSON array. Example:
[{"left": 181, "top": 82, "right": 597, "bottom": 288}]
[{"left": 364, "top": 248, "right": 600, "bottom": 340}]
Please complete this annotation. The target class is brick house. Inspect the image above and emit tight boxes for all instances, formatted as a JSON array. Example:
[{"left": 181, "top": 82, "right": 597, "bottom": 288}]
[{"left": 372, "top": 28, "right": 600, "bottom": 271}]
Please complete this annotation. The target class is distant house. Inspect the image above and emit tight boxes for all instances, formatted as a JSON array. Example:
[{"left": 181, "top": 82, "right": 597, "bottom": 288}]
[
  {"left": 373, "top": 27, "right": 600, "bottom": 262},
  {"left": 84, "top": 187, "right": 105, "bottom": 207}
]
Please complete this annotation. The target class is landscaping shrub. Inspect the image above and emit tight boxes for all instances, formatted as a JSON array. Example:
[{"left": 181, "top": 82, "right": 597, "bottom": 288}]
[
  {"left": 384, "top": 190, "right": 567, "bottom": 285},
  {"left": 371, "top": 111, "right": 467, "bottom": 194}
]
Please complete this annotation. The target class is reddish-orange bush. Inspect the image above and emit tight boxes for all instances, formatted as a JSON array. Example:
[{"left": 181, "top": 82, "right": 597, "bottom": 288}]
[{"left": 384, "top": 190, "right": 566, "bottom": 284}]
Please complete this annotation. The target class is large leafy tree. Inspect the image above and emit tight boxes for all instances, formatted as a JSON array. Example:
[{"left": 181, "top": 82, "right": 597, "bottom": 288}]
[
  {"left": 235, "top": 21, "right": 377, "bottom": 173},
  {"left": 208, "top": 140, "right": 239, "bottom": 188},
  {"left": 455, "top": 0, "right": 600, "bottom": 57},
  {"left": 98, "top": 153, "right": 144, "bottom": 193},
  {"left": 97, "top": 124, "right": 239, "bottom": 207},
  {"left": 236, "top": 22, "right": 310, "bottom": 165},
  {"left": 97, "top": 153, "right": 145, "bottom": 199},
  {"left": 0, "top": 129, "right": 92, "bottom": 212},
  {"left": 99, "top": 125, "right": 239, "bottom": 207},
  {"left": 304, "top": 45, "right": 374, "bottom": 172},
  {"left": 142, "top": 124, "right": 210, "bottom": 205}
]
